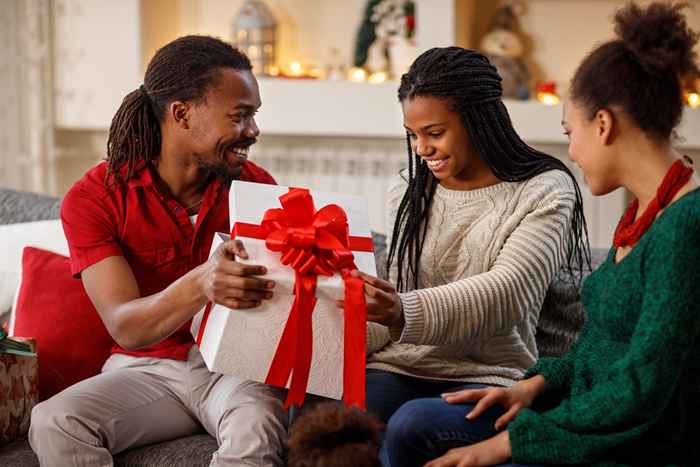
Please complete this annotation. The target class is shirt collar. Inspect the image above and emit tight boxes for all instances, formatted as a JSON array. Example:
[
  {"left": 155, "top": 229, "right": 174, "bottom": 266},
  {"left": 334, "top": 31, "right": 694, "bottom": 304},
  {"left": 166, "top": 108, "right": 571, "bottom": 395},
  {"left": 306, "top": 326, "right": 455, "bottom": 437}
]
[
  {"left": 125, "top": 161, "right": 155, "bottom": 189},
  {"left": 122, "top": 160, "right": 227, "bottom": 203}
]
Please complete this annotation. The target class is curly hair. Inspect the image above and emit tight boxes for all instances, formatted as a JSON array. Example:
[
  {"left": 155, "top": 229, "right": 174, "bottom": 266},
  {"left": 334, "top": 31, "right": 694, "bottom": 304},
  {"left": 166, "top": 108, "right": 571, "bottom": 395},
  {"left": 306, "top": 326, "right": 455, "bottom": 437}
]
[
  {"left": 287, "top": 402, "right": 384, "bottom": 467},
  {"left": 570, "top": 1, "right": 699, "bottom": 140}
]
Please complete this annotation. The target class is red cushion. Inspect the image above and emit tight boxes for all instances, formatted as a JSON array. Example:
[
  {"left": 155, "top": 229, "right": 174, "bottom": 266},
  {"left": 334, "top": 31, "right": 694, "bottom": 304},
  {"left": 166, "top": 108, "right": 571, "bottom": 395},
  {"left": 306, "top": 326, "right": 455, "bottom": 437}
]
[{"left": 12, "top": 247, "right": 113, "bottom": 400}]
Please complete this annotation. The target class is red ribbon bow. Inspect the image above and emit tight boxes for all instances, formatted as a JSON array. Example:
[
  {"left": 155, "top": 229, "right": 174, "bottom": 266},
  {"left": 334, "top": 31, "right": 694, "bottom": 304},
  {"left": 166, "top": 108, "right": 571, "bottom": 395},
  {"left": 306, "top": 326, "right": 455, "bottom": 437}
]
[{"left": 232, "top": 188, "right": 371, "bottom": 409}]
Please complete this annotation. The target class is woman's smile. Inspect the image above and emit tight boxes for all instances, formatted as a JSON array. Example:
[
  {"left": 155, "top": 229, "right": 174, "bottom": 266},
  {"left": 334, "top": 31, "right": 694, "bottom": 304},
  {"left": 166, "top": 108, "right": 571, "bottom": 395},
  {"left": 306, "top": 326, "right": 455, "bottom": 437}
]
[{"left": 424, "top": 156, "right": 450, "bottom": 173}]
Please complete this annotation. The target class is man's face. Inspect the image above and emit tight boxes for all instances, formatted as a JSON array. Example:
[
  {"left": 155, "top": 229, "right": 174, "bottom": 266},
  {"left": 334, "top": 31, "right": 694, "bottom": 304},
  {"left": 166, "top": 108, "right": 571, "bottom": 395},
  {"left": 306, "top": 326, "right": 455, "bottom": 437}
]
[{"left": 187, "top": 68, "right": 261, "bottom": 182}]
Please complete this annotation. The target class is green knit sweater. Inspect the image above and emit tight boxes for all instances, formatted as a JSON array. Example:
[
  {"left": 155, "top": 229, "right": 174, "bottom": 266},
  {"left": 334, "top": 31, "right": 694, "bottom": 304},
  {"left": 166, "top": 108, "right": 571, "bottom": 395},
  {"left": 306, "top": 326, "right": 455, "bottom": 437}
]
[{"left": 509, "top": 188, "right": 700, "bottom": 467}]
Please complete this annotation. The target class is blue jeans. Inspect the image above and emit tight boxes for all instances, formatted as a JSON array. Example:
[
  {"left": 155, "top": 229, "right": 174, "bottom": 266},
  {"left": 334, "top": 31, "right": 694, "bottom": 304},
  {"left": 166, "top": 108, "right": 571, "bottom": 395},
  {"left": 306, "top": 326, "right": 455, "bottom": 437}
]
[
  {"left": 365, "top": 369, "right": 483, "bottom": 423},
  {"left": 367, "top": 370, "right": 542, "bottom": 467}
]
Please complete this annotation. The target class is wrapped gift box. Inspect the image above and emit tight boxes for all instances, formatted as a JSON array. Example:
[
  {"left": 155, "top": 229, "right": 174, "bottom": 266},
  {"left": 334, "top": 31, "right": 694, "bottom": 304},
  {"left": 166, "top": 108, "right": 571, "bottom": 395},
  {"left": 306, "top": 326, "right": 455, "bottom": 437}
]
[
  {"left": 0, "top": 338, "right": 37, "bottom": 445},
  {"left": 191, "top": 181, "right": 376, "bottom": 400}
]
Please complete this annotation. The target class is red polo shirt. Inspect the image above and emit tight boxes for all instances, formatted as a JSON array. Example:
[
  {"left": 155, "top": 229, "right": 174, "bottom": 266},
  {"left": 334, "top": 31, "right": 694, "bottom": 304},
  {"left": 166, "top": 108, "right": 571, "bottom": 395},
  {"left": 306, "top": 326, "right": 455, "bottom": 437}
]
[{"left": 61, "top": 160, "right": 276, "bottom": 360}]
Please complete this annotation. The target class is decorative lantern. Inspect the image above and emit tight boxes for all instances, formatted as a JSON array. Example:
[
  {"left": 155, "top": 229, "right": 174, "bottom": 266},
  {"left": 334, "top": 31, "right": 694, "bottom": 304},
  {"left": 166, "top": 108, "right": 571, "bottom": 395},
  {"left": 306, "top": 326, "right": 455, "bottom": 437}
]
[{"left": 232, "top": 0, "right": 277, "bottom": 76}]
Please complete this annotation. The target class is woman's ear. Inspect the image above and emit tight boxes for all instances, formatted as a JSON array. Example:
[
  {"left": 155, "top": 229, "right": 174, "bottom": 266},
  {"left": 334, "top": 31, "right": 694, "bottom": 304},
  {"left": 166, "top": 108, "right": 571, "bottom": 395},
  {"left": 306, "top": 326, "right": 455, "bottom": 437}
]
[{"left": 595, "top": 108, "right": 616, "bottom": 145}]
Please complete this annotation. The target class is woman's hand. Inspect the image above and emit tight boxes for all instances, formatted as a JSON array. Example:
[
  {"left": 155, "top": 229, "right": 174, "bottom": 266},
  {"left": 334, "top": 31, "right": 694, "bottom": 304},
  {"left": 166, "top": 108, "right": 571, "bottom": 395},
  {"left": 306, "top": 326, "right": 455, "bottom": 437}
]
[
  {"left": 337, "top": 271, "right": 403, "bottom": 327},
  {"left": 441, "top": 375, "right": 545, "bottom": 430},
  {"left": 424, "top": 431, "right": 512, "bottom": 467}
]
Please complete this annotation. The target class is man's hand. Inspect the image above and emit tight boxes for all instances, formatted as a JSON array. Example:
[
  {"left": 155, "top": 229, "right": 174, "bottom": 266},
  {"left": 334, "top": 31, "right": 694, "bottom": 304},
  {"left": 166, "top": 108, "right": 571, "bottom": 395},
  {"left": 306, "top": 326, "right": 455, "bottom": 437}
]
[
  {"left": 424, "top": 431, "right": 512, "bottom": 467},
  {"left": 441, "top": 375, "right": 545, "bottom": 430},
  {"left": 337, "top": 271, "right": 403, "bottom": 327},
  {"left": 199, "top": 239, "right": 275, "bottom": 309}
]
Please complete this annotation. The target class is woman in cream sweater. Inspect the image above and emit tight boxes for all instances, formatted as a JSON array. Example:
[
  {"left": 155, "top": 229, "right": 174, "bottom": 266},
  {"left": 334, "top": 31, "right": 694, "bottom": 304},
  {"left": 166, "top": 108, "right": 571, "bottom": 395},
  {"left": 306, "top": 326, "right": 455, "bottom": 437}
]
[{"left": 342, "top": 45, "right": 590, "bottom": 457}]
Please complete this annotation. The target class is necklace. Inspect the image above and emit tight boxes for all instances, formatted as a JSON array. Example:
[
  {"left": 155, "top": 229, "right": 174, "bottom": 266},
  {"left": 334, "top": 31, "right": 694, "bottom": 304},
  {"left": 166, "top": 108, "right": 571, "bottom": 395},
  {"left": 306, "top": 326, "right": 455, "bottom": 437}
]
[
  {"left": 183, "top": 198, "right": 203, "bottom": 212},
  {"left": 613, "top": 159, "right": 693, "bottom": 248}
]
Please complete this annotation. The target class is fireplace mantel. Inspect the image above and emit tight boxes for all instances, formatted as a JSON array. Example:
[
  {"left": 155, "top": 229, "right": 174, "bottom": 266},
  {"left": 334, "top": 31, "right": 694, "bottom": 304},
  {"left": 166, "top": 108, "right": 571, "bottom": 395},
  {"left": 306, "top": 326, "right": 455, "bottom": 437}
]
[{"left": 255, "top": 78, "right": 700, "bottom": 147}]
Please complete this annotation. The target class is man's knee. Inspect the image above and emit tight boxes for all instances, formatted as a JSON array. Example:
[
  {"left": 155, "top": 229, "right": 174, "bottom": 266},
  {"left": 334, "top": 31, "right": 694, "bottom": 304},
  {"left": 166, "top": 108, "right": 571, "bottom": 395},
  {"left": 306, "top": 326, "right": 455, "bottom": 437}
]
[
  {"left": 234, "top": 382, "right": 288, "bottom": 429},
  {"left": 29, "top": 394, "right": 98, "bottom": 449},
  {"left": 30, "top": 398, "right": 67, "bottom": 453},
  {"left": 213, "top": 383, "right": 288, "bottom": 466},
  {"left": 216, "top": 381, "right": 288, "bottom": 443},
  {"left": 30, "top": 398, "right": 70, "bottom": 436},
  {"left": 30, "top": 399, "right": 54, "bottom": 439}
]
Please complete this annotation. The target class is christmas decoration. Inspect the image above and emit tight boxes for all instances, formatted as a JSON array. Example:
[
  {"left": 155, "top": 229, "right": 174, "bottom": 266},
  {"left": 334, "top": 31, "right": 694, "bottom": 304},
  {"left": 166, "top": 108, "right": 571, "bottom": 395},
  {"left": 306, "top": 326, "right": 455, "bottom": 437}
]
[
  {"left": 232, "top": 0, "right": 277, "bottom": 76},
  {"left": 536, "top": 81, "right": 560, "bottom": 106},
  {"left": 353, "top": 0, "right": 415, "bottom": 78}
]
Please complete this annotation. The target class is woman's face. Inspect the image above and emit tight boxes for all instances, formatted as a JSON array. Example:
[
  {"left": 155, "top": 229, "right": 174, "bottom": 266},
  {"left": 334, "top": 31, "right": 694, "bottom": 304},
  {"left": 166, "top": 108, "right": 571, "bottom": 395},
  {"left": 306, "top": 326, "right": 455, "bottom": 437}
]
[
  {"left": 402, "top": 95, "right": 484, "bottom": 190},
  {"left": 562, "top": 99, "right": 619, "bottom": 196}
]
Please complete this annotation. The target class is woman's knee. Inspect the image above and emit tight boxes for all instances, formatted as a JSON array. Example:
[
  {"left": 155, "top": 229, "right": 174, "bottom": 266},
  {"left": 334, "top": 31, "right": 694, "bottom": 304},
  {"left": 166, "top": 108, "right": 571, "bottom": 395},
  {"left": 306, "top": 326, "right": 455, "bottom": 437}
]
[{"left": 385, "top": 398, "right": 442, "bottom": 448}]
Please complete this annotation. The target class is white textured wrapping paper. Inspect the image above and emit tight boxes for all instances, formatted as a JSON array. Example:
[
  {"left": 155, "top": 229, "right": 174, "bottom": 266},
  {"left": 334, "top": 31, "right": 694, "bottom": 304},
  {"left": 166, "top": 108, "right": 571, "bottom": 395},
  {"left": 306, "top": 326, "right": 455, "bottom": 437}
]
[{"left": 191, "top": 181, "right": 376, "bottom": 399}]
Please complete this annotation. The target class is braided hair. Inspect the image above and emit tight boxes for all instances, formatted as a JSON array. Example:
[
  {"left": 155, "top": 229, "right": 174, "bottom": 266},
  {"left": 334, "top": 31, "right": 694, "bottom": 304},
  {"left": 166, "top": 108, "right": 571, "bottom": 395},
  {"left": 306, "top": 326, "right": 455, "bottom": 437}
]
[
  {"left": 106, "top": 35, "right": 252, "bottom": 185},
  {"left": 387, "top": 46, "right": 591, "bottom": 292}
]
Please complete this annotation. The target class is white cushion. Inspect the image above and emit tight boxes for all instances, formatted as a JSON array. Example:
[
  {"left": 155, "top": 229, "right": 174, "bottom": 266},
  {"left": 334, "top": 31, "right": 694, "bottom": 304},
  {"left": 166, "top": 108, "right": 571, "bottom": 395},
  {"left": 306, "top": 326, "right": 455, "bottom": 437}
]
[{"left": 0, "top": 220, "right": 69, "bottom": 333}]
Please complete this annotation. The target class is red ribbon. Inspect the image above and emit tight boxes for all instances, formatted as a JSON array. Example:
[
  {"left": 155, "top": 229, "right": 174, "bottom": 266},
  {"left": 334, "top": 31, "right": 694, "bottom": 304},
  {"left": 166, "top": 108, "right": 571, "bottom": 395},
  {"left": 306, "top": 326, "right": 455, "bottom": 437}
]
[{"left": 231, "top": 187, "right": 370, "bottom": 409}]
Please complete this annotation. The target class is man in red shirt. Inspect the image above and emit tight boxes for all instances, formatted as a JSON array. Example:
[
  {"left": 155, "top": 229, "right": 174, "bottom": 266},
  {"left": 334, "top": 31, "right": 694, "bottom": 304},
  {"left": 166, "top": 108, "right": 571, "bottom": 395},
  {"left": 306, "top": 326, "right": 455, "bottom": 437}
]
[{"left": 29, "top": 36, "right": 287, "bottom": 466}]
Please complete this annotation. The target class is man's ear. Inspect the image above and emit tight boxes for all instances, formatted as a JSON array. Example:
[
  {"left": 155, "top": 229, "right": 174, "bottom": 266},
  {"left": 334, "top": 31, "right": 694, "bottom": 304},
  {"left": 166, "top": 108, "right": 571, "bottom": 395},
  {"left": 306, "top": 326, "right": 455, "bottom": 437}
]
[
  {"left": 169, "top": 101, "right": 190, "bottom": 129},
  {"left": 595, "top": 108, "right": 616, "bottom": 146}
]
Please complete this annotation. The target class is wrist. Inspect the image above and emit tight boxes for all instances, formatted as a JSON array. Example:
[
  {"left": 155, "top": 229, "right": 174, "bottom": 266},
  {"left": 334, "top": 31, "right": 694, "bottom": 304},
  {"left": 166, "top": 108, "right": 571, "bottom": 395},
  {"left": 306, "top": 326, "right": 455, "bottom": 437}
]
[
  {"left": 523, "top": 374, "right": 546, "bottom": 398},
  {"left": 189, "top": 264, "right": 209, "bottom": 305},
  {"left": 501, "top": 430, "right": 512, "bottom": 459},
  {"left": 482, "top": 430, "right": 512, "bottom": 465},
  {"left": 529, "top": 374, "right": 546, "bottom": 393},
  {"left": 392, "top": 295, "right": 405, "bottom": 327}
]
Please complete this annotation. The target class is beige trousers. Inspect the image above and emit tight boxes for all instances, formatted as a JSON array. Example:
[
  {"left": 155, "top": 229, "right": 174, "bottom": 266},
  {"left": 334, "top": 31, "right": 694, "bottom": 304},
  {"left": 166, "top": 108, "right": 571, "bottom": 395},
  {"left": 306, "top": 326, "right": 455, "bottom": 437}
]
[{"left": 28, "top": 346, "right": 288, "bottom": 466}]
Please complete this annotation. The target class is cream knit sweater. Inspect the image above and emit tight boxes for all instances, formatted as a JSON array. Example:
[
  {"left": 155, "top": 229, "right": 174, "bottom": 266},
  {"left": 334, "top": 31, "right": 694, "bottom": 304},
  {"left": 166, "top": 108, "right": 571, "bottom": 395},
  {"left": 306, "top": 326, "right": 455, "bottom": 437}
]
[{"left": 367, "top": 169, "right": 576, "bottom": 386}]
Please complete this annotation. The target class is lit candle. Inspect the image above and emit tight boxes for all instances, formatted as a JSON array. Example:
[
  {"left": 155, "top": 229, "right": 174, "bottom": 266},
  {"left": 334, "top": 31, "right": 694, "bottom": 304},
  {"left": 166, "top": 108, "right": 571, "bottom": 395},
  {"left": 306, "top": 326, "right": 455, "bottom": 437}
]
[
  {"left": 538, "top": 92, "right": 560, "bottom": 106},
  {"left": 308, "top": 67, "right": 325, "bottom": 79},
  {"left": 288, "top": 61, "right": 304, "bottom": 77},
  {"left": 368, "top": 71, "right": 388, "bottom": 84},
  {"left": 348, "top": 67, "right": 368, "bottom": 82},
  {"left": 687, "top": 92, "right": 699, "bottom": 109}
]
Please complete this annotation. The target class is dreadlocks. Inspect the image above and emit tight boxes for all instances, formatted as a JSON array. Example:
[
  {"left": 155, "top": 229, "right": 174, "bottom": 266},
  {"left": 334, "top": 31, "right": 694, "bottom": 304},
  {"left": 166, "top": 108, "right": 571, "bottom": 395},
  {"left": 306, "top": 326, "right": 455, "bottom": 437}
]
[
  {"left": 387, "top": 46, "right": 591, "bottom": 292},
  {"left": 106, "top": 35, "right": 252, "bottom": 185}
]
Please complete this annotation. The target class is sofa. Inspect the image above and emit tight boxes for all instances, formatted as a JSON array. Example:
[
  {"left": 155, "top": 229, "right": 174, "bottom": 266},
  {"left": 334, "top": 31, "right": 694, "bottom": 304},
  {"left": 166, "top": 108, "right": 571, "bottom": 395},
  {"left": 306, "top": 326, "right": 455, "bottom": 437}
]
[{"left": 0, "top": 187, "right": 606, "bottom": 466}]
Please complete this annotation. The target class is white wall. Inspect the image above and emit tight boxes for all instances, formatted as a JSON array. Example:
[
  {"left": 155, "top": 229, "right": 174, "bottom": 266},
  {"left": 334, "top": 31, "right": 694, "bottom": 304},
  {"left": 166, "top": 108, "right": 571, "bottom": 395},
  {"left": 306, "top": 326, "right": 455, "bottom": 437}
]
[{"left": 54, "top": 0, "right": 142, "bottom": 129}]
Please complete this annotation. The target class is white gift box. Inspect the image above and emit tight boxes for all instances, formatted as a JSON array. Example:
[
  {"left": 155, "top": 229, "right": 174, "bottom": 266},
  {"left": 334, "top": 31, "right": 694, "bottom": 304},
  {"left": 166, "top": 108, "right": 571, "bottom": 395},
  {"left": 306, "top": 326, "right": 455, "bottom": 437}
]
[{"left": 191, "top": 181, "right": 376, "bottom": 400}]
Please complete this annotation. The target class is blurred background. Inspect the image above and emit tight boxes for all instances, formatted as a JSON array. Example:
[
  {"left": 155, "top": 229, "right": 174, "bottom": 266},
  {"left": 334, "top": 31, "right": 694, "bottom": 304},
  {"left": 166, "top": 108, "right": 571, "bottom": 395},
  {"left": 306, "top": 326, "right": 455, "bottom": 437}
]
[{"left": 1, "top": 0, "right": 699, "bottom": 248}]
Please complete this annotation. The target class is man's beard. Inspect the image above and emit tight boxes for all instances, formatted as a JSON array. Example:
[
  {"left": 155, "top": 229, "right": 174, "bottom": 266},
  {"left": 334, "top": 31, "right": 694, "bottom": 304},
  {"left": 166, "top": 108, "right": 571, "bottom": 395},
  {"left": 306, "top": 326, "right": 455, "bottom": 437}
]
[
  {"left": 196, "top": 138, "right": 255, "bottom": 185},
  {"left": 196, "top": 158, "right": 241, "bottom": 186}
]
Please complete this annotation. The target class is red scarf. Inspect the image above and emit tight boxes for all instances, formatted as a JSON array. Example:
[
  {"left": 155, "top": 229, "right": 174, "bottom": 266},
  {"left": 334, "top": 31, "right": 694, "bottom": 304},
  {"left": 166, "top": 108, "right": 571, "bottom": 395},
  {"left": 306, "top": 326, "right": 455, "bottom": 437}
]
[{"left": 613, "top": 159, "right": 693, "bottom": 248}]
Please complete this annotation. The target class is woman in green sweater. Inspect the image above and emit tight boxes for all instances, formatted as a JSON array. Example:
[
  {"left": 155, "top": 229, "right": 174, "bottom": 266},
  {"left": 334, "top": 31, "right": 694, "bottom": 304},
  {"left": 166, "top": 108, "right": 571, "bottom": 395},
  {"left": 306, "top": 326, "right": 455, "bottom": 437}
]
[{"left": 383, "top": 2, "right": 700, "bottom": 466}]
